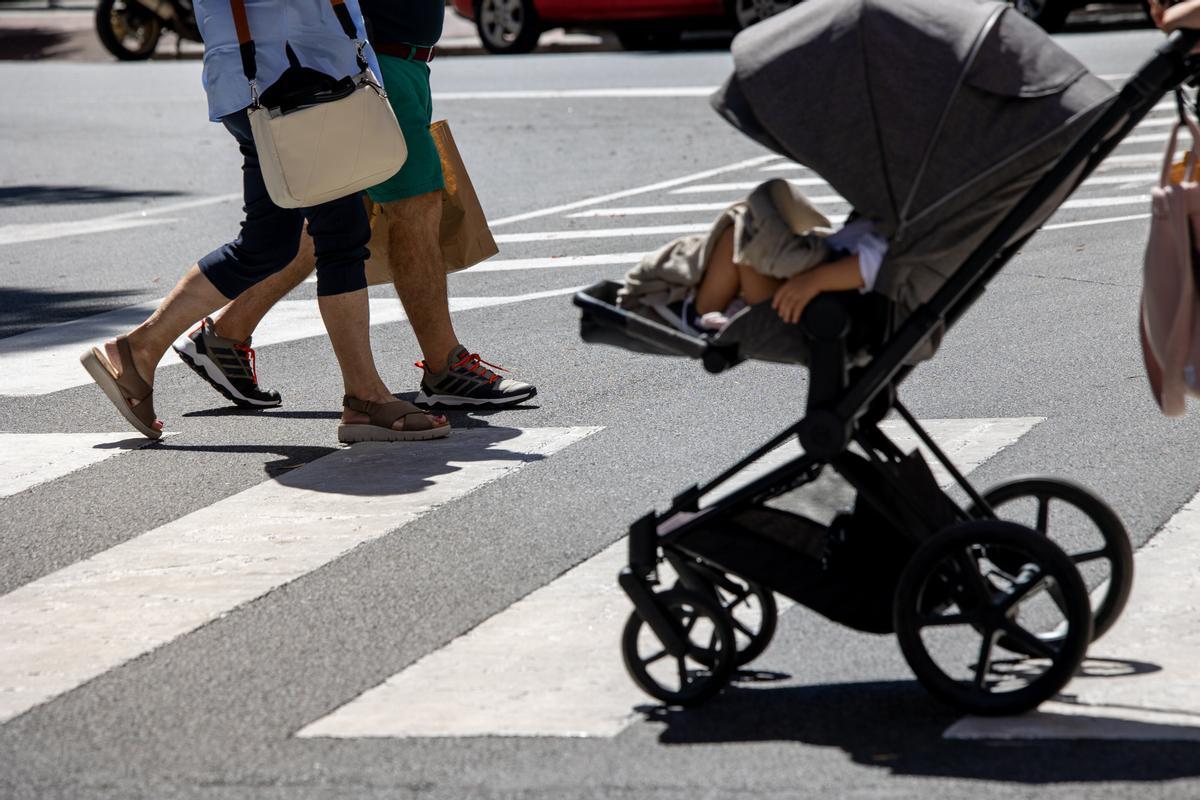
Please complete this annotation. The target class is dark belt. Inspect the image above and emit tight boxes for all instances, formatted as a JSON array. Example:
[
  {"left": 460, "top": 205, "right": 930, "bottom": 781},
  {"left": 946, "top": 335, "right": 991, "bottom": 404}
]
[{"left": 374, "top": 42, "right": 437, "bottom": 63}]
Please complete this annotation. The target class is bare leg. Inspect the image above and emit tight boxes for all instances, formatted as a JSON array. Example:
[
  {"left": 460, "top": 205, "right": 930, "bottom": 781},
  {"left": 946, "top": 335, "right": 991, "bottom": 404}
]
[
  {"left": 318, "top": 289, "right": 446, "bottom": 430},
  {"left": 103, "top": 264, "right": 230, "bottom": 430},
  {"left": 693, "top": 227, "right": 740, "bottom": 315},
  {"left": 381, "top": 191, "right": 459, "bottom": 368},
  {"left": 212, "top": 235, "right": 316, "bottom": 342},
  {"left": 737, "top": 263, "right": 785, "bottom": 305}
]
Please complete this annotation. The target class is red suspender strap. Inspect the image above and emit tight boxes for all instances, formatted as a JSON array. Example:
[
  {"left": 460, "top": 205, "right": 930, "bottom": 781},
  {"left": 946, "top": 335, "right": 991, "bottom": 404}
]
[{"left": 228, "top": 0, "right": 257, "bottom": 82}]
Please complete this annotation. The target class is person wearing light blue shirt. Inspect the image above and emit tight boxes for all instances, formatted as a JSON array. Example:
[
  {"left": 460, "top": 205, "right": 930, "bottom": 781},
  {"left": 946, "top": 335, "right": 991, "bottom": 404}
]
[
  {"left": 194, "top": 0, "right": 381, "bottom": 122},
  {"left": 81, "top": 0, "right": 447, "bottom": 443}
]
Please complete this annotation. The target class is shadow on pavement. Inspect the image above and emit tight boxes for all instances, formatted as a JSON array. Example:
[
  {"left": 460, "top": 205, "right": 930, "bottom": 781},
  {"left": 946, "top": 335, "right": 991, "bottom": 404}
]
[
  {"left": 0, "top": 184, "right": 184, "bottom": 207},
  {"left": 639, "top": 678, "right": 1200, "bottom": 782},
  {"left": 150, "top": 421, "right": 537, "bottom": 485},
  {"left": 0, "top": 24, "right": 73, "bottom": 59},
  {"left": 0, "top": 286, "right": 144, "bottom": 339}
]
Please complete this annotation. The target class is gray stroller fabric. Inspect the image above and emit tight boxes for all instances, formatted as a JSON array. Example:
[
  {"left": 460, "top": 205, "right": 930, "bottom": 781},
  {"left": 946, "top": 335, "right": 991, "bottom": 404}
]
[{"left": 712, "top": 0, "right": 1117, "bottom": 342}]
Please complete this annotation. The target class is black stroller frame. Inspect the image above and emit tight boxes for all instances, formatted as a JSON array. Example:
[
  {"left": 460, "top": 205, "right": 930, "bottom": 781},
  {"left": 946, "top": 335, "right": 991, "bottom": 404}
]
[{"left": 577, "top": 31, "right": 1200, "bottom": 715}]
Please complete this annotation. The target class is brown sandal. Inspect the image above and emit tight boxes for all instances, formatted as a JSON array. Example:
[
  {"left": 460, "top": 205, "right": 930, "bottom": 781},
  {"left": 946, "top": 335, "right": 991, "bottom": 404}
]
[
  {"left": 338, "top": 396, "right": 450, "bottom": 443},
  {"left": 79, "top": 335, "right": 162, "bottom": 440}
]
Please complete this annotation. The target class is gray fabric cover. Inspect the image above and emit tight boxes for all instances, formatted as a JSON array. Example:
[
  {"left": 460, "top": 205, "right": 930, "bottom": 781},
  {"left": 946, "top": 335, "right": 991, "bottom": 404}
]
[{"left": 711, "top": 0, "right": 1117, "bottom": 322}]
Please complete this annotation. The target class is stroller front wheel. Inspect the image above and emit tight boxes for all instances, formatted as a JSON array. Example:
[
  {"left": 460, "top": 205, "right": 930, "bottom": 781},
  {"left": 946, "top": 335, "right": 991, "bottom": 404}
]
[
  {"left": 672, "top": 570, "right": 778, "bottom": 667},
  {"left": 893, "top": 520, "right": 1092, "bottom": 716},
  {"left": 621, "top": 588, "right": 738, "bottom": 707}
]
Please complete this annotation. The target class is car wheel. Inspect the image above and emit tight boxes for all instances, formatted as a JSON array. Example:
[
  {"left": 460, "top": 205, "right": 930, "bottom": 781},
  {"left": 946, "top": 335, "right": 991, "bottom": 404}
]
[
  {"left": 475, "top": 0, "right": 542, "bottom": 55},
  {"left": 1009, "top": 0, "right": 1073, "bottom": 32},
  {"left": 727, "top": 0, "right": 799, "bottom": 31}
]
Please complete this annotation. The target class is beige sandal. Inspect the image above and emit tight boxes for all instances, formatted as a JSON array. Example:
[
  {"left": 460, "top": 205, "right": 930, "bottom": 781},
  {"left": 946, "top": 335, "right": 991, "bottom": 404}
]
[
  {"left": 338, "top": 396, "right": 450, "bottom": 443},
  {"left": 80, "top": 335, "right": 162, "bottom": 440}
]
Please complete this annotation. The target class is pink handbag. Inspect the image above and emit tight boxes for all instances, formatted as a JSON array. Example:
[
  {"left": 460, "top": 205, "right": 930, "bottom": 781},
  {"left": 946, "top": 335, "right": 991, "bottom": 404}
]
[{"left": 1140, "top": 108, "right": 1200, "bottom": 416}]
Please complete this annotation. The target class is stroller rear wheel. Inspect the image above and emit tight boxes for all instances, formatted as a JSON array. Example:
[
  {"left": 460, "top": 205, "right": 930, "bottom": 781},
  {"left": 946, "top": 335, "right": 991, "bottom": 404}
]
[
  {"left": 673, "top": 568, "right": 778, "bottom": 667},
  {"left": 622, "top": 588, "right": 737, "bottom": 707},
  {"left": 973, "top": 477, "right": 1133, "bottom": 649},
  {"left": 894, "top": 520, "right": 1091, "bottom": 716}
]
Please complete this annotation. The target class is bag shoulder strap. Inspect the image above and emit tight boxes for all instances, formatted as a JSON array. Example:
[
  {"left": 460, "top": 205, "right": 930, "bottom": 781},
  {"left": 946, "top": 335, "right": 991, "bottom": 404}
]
[{"left": 230, "top": 0, "right": 364, "bottom": 84}]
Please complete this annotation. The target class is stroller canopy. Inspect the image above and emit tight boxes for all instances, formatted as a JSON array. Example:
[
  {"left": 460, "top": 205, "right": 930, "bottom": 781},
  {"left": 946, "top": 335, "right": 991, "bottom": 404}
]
[{"left": 713, "top": 0, "right": 1116, "bottom": 308}]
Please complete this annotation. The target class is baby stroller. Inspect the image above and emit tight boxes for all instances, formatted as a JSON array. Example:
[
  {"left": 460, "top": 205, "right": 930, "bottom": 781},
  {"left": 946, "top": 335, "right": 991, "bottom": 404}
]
[{"left": 574, "top": 0, "right": 1197, "bottom": 716}]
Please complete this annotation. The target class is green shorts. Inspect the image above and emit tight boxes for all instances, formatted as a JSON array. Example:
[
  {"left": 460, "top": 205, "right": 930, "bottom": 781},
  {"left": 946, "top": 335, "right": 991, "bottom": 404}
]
[{"left": 367, "top": 54, "right": 444, "bottom": 203}]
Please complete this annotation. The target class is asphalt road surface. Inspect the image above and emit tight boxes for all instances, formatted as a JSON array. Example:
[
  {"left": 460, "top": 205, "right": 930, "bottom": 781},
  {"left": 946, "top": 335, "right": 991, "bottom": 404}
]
[{"left": 3, "top": 24, "right": 1200, "bottom": 800}]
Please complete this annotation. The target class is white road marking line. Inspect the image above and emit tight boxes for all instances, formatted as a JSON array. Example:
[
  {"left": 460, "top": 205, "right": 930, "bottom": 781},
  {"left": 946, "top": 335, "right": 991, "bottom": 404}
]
[
  {"left": 490, "top": 155, "right": 781, "bottom": 227},
  {"left": 1041, "top": 213, "right": 1150, "bottom": 232},
  {"left": 945, "top": 486, "right": 1200, "bottom": 742},
  {"left": 0, "top": 433, "right": 164, "bottom": 500},
  {"left": 1121, "top": 131, "right": 1172, "bottom": 144},
  {"left": 494, "top": 224, "right": 711, "bottom": 243},
  {"left": 566, "top": 197, "right": 847, "bottom": 218},
  {"left": 494, "top": 219, "right": 848, "bottom": 244},
  {"left": 299, "top": 417, "right": 1041, "bottom": 739},
  {"left": 433, "top": 87, "right": 718, "bottom": 101},
  {"left": 1097, "top": 152, "right": 1164, "bottom": 167},
  {"left": 1078, "top": 172, "right": 1157, "bottom": 186},
  {"left": 1059, "top": 195, "right": 1148, "bottom": 209},
  {"left": 0, "top": 194, "right": 240, "bottom": 247},
  {"left": 761, "top": 163, "right": 816, "bottom": 172},
  {"left": 1136, "top": 116, "right": 1182, "bottom": 128},
  {"left": 0, "top": 287, "right": 582, "bottom": 398},
  {"left": 673, "top": 177, "right": 831, "bottom": 194},
  {"left": 0, "top": 426, "right": 601, "bottom": 726},
  {"left": 468, "top": 253, "right": 645, "bottom": 273}
]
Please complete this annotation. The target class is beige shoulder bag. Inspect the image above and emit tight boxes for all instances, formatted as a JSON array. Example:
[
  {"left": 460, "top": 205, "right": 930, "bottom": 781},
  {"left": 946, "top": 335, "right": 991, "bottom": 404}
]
[{"left": 230, "top": 0, "right": 407, "bottom": 209}]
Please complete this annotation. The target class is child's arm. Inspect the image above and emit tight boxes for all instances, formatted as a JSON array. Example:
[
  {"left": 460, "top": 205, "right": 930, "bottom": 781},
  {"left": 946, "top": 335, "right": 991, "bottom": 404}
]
[{"left": 771, "top": 254, "right": 865, "bottom": 325}]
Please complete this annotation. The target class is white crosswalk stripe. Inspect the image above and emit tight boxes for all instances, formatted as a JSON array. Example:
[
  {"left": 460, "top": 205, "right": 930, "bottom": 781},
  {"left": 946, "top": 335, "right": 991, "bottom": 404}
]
[
  {"left": 0, "top": 426, "right": 601, "bottom": 725},
  {"left": 0, "top": 287, "right": 582, "bottom": 398},
  {"left": 299, "top": 417, "right": 1042, "bottom": 739},
  {"left": 0, "top": 433, "right": 166, "bottom": 500}
]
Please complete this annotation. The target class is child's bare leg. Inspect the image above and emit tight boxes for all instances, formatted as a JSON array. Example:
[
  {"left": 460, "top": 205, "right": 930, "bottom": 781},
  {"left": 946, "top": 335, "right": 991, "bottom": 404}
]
[
  {"left": 694, "top": 227, "right": 740, "bottom": 315},
  {"left": 737, "top": 263, "right": 785, "bottom": 305}
]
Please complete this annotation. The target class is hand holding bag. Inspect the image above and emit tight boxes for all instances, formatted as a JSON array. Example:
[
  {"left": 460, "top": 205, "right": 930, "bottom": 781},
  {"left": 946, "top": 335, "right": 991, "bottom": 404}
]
[
  {"left": 230, "top": 0, "right": 407, "bottom": 209},
  {"left": 1140, "top": 95, "right": 1200, "bottom": 416}
]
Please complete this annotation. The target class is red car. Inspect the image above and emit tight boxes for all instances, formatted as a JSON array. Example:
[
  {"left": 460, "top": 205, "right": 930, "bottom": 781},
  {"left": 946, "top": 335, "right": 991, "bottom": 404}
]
[{"left": 451, "top": 0, "right": 799, "bottom": 54}]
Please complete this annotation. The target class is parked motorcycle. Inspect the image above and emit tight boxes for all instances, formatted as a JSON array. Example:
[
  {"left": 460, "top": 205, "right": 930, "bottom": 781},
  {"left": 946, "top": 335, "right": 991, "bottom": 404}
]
[{"left": 95, "top": 0, "right": 201, "bottom": 61}]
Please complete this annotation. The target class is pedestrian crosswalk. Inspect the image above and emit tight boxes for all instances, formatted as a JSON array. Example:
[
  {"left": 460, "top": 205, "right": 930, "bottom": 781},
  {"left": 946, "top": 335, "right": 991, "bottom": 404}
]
[
  {"left": 296, "top": 417, "right": 1043, "bottom": 739},
  {"left": 3, "top": 89, "right": 1200, "bottom": 750},
  {"left": 0, "top": 426, "right": 600, "bottom": 725}
]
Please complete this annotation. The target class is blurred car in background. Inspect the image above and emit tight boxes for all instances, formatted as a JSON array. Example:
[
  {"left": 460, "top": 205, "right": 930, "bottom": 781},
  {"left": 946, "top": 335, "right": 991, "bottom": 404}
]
[
  {"left": 1010, "top": 0, "right": 1150, "bottom": 31},
  {"left": 451, "top": 0, "right": 799, "bottom": 54}
]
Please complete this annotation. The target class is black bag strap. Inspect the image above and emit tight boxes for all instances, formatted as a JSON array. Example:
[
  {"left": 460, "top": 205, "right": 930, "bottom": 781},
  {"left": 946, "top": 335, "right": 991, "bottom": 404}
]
[{"left": 230, "top": 0, "right": 366, "bottom": 85}]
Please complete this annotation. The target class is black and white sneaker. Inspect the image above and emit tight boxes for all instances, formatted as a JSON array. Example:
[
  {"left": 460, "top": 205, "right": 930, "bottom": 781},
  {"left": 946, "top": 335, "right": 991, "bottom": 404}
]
[
  {"left": 413, "top": 345, "right": 537, "bottom": 409},
  {"left": 173, "top": 317, "right": 282, "bottom": 408}
]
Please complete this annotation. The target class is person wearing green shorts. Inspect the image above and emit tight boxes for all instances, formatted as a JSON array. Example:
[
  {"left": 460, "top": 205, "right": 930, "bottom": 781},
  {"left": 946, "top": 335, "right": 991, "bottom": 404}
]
[{"left": 174, "top": 0, "right": 537, "bottom": 414}]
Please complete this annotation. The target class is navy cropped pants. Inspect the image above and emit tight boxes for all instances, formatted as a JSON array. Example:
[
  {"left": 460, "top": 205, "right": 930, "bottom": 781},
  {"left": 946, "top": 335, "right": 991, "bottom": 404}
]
[{"left": 198, "top": 108, "right": 370, "bottom": 299}]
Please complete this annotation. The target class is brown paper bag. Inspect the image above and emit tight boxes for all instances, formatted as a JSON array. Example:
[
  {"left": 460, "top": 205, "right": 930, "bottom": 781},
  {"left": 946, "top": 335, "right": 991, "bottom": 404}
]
[{"left": 365, "top": 120, "right": 499, "bottom": 284}]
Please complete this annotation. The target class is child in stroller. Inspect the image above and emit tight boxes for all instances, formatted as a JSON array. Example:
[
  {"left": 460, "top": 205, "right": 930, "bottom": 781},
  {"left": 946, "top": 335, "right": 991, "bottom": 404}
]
[
  {"left": 617, "top": 179, "right": 888, "bottom": 337},
  {"left": 573, "top": 0, "right": 1193, "bottom": 716}
]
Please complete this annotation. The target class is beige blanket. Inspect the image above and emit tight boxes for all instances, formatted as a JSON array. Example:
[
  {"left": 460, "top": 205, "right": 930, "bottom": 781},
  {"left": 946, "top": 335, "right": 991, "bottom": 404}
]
[{"left": 616, "top": 179, "right": 834, "bottom": 315}]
